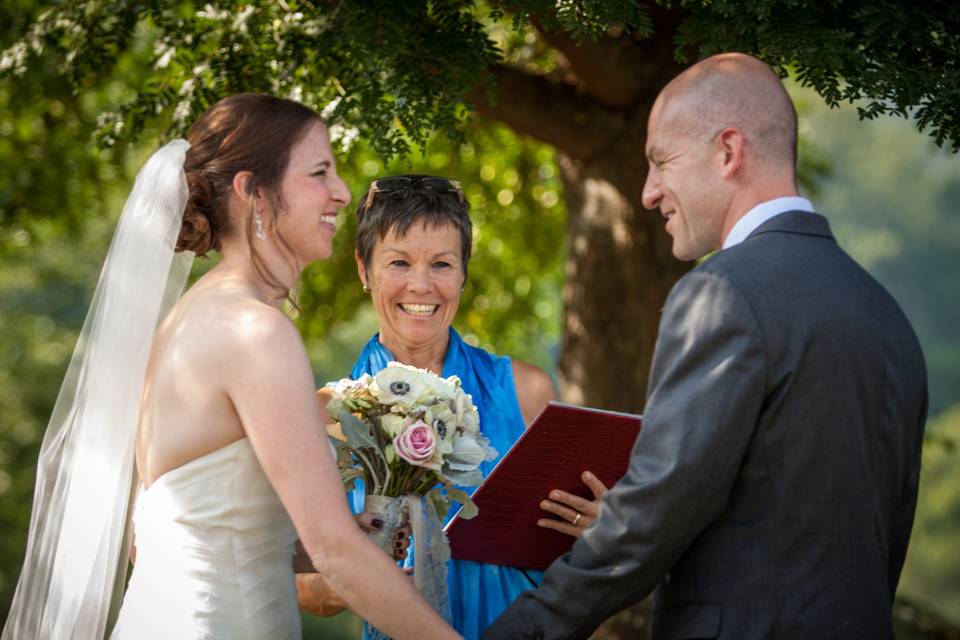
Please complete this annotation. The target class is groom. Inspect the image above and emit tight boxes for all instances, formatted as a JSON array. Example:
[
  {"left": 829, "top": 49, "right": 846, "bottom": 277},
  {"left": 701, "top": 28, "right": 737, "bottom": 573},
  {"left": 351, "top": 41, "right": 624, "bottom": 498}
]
[{"left": 484, "top": 53, "right": 928, "bottom": 639}]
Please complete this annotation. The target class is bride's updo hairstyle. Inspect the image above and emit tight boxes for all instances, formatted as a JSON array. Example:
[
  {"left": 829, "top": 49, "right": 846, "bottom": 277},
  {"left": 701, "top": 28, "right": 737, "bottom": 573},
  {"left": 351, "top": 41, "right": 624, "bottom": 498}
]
[{"left": 177, "top": 93, "right": 322, "bottom": 291}]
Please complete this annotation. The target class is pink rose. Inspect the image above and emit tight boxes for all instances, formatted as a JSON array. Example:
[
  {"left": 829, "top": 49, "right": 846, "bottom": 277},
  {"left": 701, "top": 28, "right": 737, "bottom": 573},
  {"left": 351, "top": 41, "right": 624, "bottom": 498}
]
[{"left": 393, "top": 420, "right": 439, "bottom": 469}]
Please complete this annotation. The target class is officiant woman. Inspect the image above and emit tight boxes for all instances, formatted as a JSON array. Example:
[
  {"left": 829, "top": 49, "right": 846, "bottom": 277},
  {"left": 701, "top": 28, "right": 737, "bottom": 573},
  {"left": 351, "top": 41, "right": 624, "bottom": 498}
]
[{"left": 302, "top": 174, "right": 556, "bottom": 639}]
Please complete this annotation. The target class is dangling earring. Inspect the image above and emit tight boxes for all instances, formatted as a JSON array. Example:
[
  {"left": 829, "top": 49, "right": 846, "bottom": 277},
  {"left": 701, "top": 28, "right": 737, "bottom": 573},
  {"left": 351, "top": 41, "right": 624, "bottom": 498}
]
[
  {"left": 362, "top": 282, "right": 370, "bottom": 293},
  {"left": 254, "top": 209, "right": 266, "bottom": 240}
]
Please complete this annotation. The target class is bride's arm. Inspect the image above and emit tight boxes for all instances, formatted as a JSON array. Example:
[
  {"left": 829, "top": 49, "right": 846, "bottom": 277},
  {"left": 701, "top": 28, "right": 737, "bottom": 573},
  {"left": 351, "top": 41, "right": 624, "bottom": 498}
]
[{"left": 225, "top": 309, "right": 458, "bottom": 640}]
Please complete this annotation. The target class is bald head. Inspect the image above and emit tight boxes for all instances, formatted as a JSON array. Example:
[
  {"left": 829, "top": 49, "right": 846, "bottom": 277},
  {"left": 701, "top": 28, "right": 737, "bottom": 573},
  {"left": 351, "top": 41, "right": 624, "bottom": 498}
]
[{"left": 654, "top": 53, "right": 798, "bottom": 171}]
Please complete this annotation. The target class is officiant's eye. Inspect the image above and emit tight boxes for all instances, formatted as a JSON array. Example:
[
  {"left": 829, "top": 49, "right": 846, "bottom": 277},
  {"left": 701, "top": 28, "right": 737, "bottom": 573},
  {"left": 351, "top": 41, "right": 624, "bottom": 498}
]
[
  {"left": 433, "top": 261, "right": 452, "bottom": 269},
  {"left": 390, "top": 259, "right": 410, "bottom": 267}
]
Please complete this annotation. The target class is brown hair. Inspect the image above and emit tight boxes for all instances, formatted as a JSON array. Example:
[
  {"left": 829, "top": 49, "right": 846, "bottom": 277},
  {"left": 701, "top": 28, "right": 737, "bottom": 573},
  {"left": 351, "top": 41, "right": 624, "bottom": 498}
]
[
  {"left": 355, "top": 176, "right": 473, "bottom": 278},
  {"left": 177, "top": 93, "right": 322, "bottom": 294}
]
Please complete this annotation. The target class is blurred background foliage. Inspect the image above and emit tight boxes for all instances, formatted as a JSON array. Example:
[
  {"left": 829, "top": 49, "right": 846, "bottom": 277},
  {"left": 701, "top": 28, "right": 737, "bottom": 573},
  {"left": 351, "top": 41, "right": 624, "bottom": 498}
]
[{"left": 2, "top": 4, "right": 959, "bottom": 638}]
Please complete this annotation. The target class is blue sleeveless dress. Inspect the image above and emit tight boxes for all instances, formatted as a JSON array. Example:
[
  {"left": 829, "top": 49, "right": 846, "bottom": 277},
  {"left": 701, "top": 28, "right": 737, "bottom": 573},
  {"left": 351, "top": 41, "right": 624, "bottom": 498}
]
[{"left": 350, "top": 328, "right": 543, "bottom": 639}]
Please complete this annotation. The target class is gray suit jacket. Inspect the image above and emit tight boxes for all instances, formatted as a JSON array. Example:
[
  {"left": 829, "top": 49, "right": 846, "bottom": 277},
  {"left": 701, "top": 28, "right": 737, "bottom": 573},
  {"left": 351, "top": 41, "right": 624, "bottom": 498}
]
[{"left": 484, "top": 212, "right": 927, "bottom": 640}]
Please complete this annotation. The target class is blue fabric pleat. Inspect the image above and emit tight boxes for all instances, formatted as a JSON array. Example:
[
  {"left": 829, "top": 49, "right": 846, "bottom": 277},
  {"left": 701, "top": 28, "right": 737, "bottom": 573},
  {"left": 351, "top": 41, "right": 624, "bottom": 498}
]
[{"left": 349, "top": 328, "right": 542, "bottom": 639}]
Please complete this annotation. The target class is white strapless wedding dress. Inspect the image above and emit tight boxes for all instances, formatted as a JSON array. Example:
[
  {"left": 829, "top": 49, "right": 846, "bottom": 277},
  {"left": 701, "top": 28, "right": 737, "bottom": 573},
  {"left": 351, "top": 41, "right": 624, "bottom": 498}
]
[{"left": 111, "top": 438, "right": 301, "bottom": 639}]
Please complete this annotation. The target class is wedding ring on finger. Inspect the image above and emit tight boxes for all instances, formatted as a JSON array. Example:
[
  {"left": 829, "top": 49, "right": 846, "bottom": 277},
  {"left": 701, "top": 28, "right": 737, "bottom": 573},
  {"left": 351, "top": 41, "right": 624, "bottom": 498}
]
[{"left": 573, "top": 512, "right": 583, "bottom": 527}]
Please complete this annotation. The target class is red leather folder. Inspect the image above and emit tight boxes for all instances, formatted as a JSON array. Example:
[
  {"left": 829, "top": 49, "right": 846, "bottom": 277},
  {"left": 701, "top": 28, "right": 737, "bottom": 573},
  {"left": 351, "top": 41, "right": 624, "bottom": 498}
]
[{"left": 444, "top": 401, "right": 641, "bottom": 570}]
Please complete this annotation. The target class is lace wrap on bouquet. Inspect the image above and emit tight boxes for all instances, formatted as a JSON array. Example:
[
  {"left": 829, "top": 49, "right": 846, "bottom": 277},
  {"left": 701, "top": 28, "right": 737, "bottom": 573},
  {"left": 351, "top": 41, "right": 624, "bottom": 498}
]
[
  {"left": 363, "top": 494, "right": 452, "bottom": 640},
  {"left": 2, "top": 140, "right": 194, "bottom": 639}
]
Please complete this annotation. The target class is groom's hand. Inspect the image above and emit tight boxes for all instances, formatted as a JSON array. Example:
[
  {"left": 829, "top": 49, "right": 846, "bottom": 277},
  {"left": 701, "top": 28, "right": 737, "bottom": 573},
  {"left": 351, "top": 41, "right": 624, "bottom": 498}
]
[{"left": 537, "top": 470, "right": 608, "bottom": 538}]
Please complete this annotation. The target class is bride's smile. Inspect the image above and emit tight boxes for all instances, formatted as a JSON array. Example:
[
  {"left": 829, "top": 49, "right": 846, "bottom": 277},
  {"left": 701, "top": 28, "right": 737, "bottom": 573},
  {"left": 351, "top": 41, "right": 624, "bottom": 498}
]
[{"left": 269, "top": 120, "right": 350, "bottom": 266}]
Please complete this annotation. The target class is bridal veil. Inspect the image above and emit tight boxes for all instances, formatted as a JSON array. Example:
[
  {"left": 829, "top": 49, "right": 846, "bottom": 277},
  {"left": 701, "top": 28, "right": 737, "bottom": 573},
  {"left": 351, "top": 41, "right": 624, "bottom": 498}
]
[{"left": 3, "top": 140, "right": 194, "bottom": 638}]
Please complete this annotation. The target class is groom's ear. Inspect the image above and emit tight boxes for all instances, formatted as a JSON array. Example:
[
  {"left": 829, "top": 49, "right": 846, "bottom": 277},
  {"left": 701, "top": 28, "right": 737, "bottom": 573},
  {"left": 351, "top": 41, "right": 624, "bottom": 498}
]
[{"left": 716, "top": 127, "right": 744, "bottom": 179}]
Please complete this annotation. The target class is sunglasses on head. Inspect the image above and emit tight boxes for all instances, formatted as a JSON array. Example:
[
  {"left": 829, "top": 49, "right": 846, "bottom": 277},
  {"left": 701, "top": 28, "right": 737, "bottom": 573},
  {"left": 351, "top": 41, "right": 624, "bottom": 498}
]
[{"left": 363, "top": 175, "right": 464, "bottom": 210}]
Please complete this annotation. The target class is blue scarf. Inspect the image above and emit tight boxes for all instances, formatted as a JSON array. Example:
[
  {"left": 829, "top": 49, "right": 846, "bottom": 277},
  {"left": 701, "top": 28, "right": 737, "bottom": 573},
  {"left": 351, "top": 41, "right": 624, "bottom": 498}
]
[{"left": 351, "top": 328, "right": 542, "bottom": 639}]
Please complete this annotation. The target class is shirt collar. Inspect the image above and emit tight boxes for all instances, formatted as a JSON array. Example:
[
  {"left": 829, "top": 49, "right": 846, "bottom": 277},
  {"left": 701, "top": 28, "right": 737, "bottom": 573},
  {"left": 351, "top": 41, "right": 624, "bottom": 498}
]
[{"left": 722, "top": 196, "right": 815, "bottom": 250}]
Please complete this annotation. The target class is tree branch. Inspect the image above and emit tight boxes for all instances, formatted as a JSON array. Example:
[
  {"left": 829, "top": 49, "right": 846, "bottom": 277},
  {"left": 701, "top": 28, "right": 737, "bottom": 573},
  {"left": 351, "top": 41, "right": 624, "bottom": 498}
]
[
  {"left": 533, "top": 29, "right": 648, "bottom": 108},
  {"left": 531, "top": 5, "right": 687, "bottom": 108},
  {"left": 466, "top": 64, "right": 628, "bottom": 161}
]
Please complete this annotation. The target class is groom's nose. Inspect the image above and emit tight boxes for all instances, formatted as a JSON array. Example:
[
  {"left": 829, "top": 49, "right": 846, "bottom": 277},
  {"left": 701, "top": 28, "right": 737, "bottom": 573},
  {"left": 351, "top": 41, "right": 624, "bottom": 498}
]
[{"left": 642, "top": 167, "right": 663, "bottom": 211}]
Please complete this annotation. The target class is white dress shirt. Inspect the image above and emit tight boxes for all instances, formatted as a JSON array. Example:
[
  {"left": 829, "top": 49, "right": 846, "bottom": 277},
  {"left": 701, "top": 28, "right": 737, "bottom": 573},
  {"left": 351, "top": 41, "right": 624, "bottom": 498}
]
[{"left": 722, "top": 196, "right": 815, "bottom": 250}]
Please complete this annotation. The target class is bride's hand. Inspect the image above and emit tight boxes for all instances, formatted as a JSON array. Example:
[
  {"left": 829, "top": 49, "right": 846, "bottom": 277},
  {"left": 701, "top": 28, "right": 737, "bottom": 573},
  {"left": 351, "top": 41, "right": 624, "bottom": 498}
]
[{"left": 537, "top": 470, "right": 608, "bottom": 538}]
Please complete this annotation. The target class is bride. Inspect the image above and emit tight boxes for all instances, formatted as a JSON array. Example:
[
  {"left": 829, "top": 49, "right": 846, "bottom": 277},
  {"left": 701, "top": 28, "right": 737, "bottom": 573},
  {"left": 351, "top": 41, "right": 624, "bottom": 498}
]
[{"left": 3, "top": 94, "right": 459, "bottom": 639}]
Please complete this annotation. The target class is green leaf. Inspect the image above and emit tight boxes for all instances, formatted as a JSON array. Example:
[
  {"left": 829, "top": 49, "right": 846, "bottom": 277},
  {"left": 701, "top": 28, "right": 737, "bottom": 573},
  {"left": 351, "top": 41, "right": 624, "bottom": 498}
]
[
  {"left": 328, "top": 436, "right": 354, "bottom": 465},
  {"left": 444, "top": 487, "right": 479, "bottom": 520},
  {"left": 339, "top": 410, "right": 380, "bottom": 452}
]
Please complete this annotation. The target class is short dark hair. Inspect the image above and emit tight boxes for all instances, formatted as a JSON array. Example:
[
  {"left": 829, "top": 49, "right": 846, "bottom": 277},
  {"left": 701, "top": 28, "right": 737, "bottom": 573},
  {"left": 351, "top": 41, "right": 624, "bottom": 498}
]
[{"left": 355, "top": 175, "right": 473, "bottom": 276}]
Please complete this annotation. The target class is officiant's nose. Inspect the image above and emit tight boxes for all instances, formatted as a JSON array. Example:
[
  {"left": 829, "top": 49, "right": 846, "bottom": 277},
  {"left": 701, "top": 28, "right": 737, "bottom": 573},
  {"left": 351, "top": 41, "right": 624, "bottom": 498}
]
[{"left": 407, "top": 266, "right": 434, "bottom": 293}]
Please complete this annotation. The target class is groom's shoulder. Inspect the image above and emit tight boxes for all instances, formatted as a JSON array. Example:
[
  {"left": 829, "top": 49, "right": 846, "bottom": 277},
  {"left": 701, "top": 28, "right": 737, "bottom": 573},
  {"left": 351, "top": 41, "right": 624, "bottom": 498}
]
[
  {"left": 664, "top": 249, "right": 772, "bottom": 317},
  {"left": 664, "top": 259, "right": 752, "bottom": 318},
  {"left": 684, "top": 234, "right": 800, "bottom": 291},
  {"left": 677, "top": 250, "right": 750, "bottom": 290}
]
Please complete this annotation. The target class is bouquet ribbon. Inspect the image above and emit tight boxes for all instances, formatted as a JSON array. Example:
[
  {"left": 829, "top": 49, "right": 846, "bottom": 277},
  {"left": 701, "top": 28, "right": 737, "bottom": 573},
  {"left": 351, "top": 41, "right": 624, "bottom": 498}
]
[
  {"left": 364, "top": 494, "right": 452, "bottom": 639},
  {"left": 406, "top": 493, "right": 451, "bottom": 618}
]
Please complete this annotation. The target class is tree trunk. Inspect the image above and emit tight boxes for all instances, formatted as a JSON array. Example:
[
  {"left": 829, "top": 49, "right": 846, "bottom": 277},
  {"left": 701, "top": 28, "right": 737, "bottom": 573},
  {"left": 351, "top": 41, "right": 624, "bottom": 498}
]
[{"left": 556, "top": 144, "right": 687, "bottom": 412}]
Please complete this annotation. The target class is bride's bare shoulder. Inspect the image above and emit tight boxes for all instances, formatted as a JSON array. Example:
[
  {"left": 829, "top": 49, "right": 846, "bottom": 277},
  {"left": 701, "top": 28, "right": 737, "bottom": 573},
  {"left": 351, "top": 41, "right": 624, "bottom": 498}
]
[{"left": 158, "top": 279, "right": 302, "bottom": 362}]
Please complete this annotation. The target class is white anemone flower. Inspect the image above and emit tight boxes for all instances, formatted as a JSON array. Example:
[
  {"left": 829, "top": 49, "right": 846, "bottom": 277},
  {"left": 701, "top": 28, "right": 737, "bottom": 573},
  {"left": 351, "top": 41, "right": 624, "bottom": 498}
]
[
  {"left": 425, "top": 404, "right": 458, "bottom": 454},
  {"left": 452, "top": 388, "right": 480, "bottom": 434},
  {"left": 372, "top": 362, "right": 431, "bottom": 406},
  {"left": 428, "top": 374, "right": 460, "bottom": 402}
]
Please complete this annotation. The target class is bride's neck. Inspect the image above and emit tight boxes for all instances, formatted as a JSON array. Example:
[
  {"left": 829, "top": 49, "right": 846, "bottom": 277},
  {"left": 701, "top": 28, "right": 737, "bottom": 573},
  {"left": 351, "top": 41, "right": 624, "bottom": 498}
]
[{"left": 210, "top": 240, "right": 300, "bottom": 308}]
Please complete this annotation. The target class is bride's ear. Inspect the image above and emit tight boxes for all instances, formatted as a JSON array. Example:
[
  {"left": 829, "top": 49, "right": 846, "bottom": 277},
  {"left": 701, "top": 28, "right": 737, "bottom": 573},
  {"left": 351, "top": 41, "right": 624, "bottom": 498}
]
[{"left": 231, "top": 171, "right": 256, "bottom": 204}]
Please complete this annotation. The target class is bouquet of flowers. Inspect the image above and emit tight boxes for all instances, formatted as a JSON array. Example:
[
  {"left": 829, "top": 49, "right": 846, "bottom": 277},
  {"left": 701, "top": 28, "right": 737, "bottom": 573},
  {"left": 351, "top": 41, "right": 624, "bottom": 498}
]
[
  {"left": 325, "top": 362, "right": 497, "bottom": 634},
  {"left": 326, "top": 361, "right": 497, "bottom": 520}
]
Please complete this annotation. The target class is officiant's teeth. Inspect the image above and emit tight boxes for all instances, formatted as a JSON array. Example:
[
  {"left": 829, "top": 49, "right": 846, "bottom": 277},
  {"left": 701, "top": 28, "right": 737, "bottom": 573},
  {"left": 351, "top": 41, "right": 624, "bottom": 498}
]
[
  {"left": 401, "top": 303, "right": 438, "bottom": 316},
  {"left": 320, "top": 213, "right": 337, "bottom": 225}
]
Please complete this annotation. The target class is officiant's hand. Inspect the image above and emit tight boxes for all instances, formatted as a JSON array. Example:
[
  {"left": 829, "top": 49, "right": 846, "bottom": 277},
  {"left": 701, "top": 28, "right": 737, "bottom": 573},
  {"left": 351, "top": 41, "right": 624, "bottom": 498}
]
[
  {"left": 537, "top": 471, "right": 608, "bottom": 538},
  {"left": 356, "top": 512, "right": 412, "bottom": 562}
]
